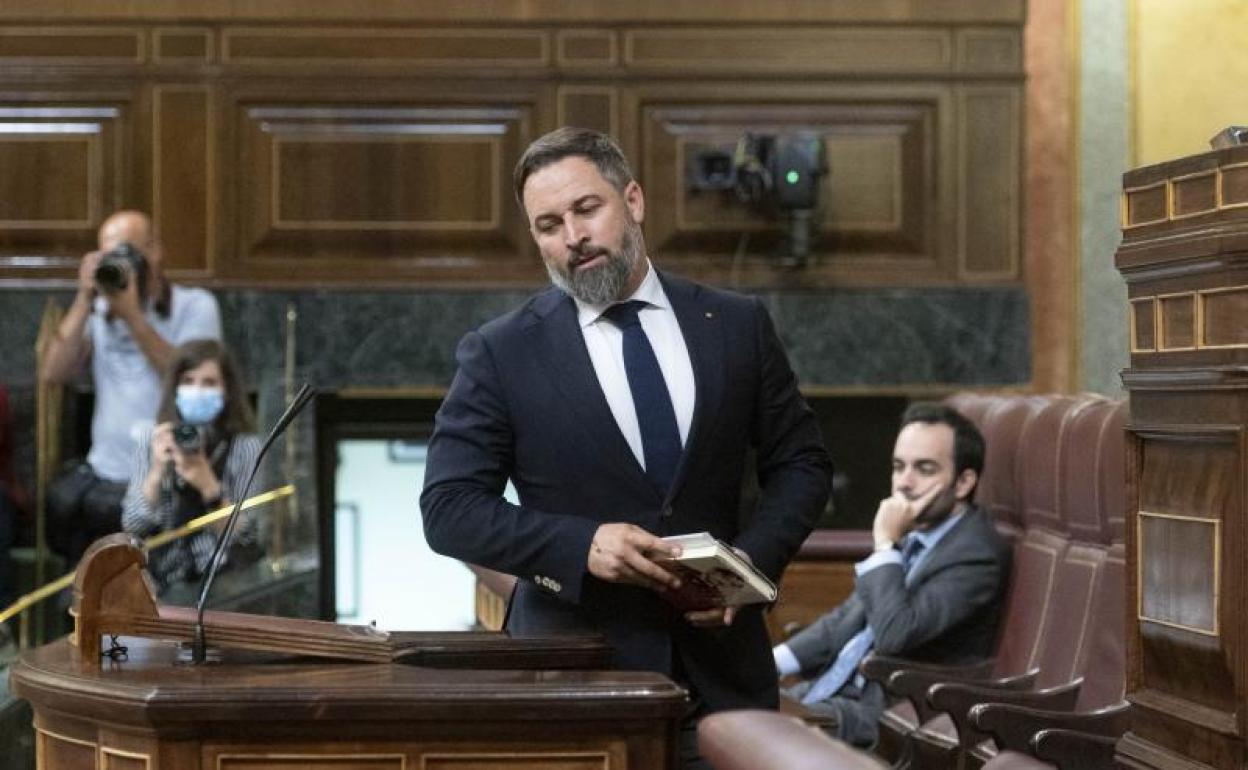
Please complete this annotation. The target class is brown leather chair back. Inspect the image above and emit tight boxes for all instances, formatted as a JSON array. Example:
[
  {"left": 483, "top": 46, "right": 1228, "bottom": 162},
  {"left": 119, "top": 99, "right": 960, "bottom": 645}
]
[
  {"left": 1060, "top": 396, "right": 1117, "bottom": 547},
  {"left": 699, "top": 709, "right": 885, "bottom": 770},
  {"left": 990, "top": 396, "right": 1079, "bottom": 676},
  {"left": 946, "top": 392, "right": 1000, "bottom": 431},
  {"left": 1075, "top": 541, "right": 1127, "bottom": 710},
  {"left": 977, "top": 396, "right": 1048, "bottom": 541}
]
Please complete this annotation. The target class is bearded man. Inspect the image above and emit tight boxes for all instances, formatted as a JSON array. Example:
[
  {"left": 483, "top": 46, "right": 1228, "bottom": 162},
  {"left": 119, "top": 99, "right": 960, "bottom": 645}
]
[
  {"left": 420, "top": 127, "right": 833, "bottom": 769},
  {"left": 774, "top": 402, "right": 1012, "bottom": 748}
]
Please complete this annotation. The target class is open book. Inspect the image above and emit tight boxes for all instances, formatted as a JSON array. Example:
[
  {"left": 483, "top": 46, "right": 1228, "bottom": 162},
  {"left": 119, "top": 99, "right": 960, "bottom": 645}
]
[{"left": 657, "top": 532, "right": 778, "bottom": 611}]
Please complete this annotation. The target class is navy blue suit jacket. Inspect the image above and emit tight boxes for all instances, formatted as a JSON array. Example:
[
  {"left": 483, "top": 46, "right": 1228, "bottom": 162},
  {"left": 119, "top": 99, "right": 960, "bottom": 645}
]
[{"left": 421, "top": 270, "right": 833, "bottom": 712}]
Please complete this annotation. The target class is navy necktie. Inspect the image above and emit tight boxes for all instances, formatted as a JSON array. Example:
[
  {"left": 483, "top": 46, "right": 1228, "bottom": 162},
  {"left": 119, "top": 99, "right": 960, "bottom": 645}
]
[{"left": 602, "top": 300, "right": 682, "bottom": 495}]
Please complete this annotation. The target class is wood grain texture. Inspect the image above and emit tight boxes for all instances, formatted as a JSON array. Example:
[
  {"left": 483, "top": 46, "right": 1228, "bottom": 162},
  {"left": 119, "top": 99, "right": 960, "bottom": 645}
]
[
  {"left": 15, "top": 637, "right": 683, "bottom": 770},
  {"left": 1117, "top": 146, "right": 1248, "bottom": 770},
  {"left": 0, "top": 1, "right": 1023, "bottom": 297}
]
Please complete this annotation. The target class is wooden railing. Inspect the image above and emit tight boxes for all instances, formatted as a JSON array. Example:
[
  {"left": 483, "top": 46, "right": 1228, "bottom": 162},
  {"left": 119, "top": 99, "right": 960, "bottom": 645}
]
[{"left": 0, "top": 485, "right": 294, "bottom": 650}]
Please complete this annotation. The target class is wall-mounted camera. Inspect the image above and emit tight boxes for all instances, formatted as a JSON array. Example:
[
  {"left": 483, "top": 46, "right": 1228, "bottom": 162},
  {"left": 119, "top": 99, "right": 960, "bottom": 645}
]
[
  {"left": 688, "top": 131, "right": 829, "bottom": 267},
  {"left": 1210, "top": 125, "right": 1248, "bottom": 149}
]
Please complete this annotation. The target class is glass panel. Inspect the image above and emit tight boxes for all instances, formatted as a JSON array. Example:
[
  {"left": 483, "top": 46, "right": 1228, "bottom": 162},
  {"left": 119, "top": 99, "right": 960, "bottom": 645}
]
[{"left": 333, "top": 438, "right": 503, "bottom": 631}]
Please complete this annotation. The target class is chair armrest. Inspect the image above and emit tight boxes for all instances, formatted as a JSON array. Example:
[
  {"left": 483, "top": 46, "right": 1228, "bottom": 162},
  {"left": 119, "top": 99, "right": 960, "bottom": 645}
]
[
  {"left": 1031, "top": 728, "right": 1120, "bottom": 770},
  {"left": 860, "top": 653, "right": 994, "bottom": 687},
  {"left": 926, "top": 679, "right": 1082, "bottom": 751},
  {"left": 970, "top": 700, "right": 1129, "bottom": 755},
  {"left": 885, "top": 664, "right": 1037, "bottom": 724}
]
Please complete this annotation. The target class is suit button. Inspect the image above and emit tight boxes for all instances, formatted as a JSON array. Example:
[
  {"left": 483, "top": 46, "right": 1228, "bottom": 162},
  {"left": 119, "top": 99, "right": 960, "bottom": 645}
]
[{"left": 661, "top": 505, "right": 673, "bottom": 518}]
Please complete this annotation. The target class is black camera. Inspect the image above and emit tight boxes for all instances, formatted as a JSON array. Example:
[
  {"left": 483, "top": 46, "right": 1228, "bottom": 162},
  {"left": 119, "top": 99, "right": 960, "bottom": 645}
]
[
  {"left": 732, "top": 132, "right": 828, "bottom": 211},
  {"left": 94, "top": 241, "right": 149, "bottom": 298},
  {"left": 689, "top": 132, "right": 829, "bottom": 266},
  {"left": 171, "top": 423, "right": 203, "bottom": 454},
  {"left": 688, "top": 149, "right": 739, "bottom": 192}
]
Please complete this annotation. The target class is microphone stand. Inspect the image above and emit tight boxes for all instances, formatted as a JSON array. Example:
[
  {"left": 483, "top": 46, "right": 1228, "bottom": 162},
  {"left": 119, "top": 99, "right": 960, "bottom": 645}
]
[{"left": 189, "top": 383, "right": 314, "bottom": 664}]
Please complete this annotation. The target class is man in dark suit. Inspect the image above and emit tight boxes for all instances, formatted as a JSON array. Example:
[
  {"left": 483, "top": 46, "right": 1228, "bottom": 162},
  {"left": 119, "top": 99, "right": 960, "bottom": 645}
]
[
  {"left": 420, "top": 127, "right": 833, "bottom": 767},
  {"left": 774, "top": 403, "right": 1010, "bottom": 748}
]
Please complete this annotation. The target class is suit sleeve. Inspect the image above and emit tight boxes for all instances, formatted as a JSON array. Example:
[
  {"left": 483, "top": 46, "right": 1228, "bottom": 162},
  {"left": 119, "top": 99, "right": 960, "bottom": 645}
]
[
  {"left": 855, "top": 525, "right": 1005, "bottom": 656},
  {"left": 419, "top": 330, "right": 599, "bottom": 604},
  {"left": 732, "top": 298, "right": 834, "bottom": 581},
  {"left": 783, "top": 595, "right": 866, "bottom": 676}
]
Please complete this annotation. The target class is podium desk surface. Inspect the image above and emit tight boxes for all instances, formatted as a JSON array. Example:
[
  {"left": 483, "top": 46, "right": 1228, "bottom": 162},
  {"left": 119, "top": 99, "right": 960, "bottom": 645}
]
[{"left": 12, "top": 637, "right": 688, "bottom": 729}]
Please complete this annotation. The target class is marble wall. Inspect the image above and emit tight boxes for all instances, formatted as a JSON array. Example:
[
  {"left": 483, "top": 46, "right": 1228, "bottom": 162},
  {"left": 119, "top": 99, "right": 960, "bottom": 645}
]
[{"left": 1, "top": 283, "right": 1030, "bottom": 395}]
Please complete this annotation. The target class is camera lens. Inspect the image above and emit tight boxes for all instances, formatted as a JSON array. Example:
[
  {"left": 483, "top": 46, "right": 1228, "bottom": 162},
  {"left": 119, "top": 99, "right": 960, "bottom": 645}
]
[
  {"left": 94, "top": 258, "right": 128, "bottom": 293},
  {"left": 172, "top": 423, "right": 202, "bottom": 453}
]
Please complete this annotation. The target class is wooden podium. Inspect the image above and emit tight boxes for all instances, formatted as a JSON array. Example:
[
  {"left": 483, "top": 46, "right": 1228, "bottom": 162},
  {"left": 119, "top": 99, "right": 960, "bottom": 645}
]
[
  {"left": 10, "top": 536, "right": 686, "bottom": 769},
  {"left": 1115, "top": 145, "right": 1248, "bottom": 770}
]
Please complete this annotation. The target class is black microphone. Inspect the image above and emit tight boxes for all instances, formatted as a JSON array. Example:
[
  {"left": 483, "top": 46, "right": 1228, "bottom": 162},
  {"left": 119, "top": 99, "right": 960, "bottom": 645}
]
[{"left": 189, "top": 382, "right": 314, "bottom": 664}]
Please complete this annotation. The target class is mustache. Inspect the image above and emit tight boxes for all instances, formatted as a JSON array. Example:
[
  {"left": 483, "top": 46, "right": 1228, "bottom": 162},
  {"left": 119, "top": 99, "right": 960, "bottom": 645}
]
[{"left": 568, "top": 243, "right": 608, "bottom": 268}]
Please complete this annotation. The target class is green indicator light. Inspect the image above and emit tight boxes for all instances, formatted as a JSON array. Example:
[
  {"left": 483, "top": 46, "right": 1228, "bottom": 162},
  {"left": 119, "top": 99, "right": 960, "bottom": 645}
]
[{"left": 785, "top": 170, "right": 800, "bottom": 185}]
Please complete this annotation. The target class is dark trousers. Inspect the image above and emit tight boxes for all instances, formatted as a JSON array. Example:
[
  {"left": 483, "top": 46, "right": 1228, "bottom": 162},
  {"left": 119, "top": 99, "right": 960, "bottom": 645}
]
[
  {"left": 783, "top": 676, "right": 887, "bottom": 749},
  {"left": 46, "top": 462, "right": 126, "bottom": 569}
]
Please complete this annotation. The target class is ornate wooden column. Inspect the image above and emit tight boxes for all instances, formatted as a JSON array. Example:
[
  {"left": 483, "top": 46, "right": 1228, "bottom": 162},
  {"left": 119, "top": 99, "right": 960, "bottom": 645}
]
[{"left": 1116, "top": 145, "right": 1248, "bottom": 770}]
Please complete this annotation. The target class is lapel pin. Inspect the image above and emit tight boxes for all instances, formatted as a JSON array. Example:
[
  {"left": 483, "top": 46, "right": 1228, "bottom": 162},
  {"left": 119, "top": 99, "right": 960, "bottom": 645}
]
[{"left": 705, "top": 311, "right": 714, "bottom": 319}]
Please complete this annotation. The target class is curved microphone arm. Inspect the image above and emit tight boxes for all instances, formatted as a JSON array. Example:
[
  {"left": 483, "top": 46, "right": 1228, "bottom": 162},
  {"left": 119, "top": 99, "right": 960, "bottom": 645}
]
[{"left": 190, "top": 383, "right": 313, "bottom": 663}]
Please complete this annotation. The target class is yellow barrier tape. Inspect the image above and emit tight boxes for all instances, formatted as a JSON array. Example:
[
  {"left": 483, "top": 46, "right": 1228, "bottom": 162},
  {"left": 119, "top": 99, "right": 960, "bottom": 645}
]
[{"left": 0, "top": 484, "right": 294, "bottom": 625}]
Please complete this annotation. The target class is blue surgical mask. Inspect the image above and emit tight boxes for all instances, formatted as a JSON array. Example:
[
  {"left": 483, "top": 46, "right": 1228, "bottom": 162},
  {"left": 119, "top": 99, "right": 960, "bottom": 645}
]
[{"left": 176, "top": 386, "right": 225, "bottom": 425}]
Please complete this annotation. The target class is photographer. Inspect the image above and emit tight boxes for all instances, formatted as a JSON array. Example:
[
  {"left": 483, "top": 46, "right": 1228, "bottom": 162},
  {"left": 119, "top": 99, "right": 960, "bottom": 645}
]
[
  {"left": 40, "top": 211, "right": 221, "bottom": 568},
  {"left": 121, "top": 339, "right": 260, "bottom": 591}
]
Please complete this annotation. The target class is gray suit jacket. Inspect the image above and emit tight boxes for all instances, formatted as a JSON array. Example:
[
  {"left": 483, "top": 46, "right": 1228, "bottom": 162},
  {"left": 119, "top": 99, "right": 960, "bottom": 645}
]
[{"left": 787, "top": 505, "right": 1010, "bottom": 676}]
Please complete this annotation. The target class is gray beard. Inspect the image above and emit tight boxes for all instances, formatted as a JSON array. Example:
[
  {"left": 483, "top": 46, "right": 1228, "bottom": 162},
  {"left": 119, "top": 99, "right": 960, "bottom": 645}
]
[{"left": 546, "top": 225, "right": 642, "bottom": 306}]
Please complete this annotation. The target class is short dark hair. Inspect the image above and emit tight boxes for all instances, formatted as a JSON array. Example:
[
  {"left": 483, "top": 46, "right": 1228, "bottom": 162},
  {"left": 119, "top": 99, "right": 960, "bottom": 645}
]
[
  {"left": 157, "top": 338, "right": 256, "bottom": 436},
  {"left": 513, "top": 127, "right": 634, "bottom": 205},
  {"left": 900, "top": 402, "right": 985, "bottom": 500}
]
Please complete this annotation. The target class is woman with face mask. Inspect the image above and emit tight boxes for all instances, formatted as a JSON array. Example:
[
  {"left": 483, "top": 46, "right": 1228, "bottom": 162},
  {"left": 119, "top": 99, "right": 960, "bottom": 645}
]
[{"left": 121, "top": 339, "right": 261, "bottom": 592}]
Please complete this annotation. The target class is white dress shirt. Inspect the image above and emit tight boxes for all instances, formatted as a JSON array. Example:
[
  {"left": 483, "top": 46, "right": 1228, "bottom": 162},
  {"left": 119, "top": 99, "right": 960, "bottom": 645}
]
[{"left": 573, "top": 261, "right": 696, "bottom": 470}]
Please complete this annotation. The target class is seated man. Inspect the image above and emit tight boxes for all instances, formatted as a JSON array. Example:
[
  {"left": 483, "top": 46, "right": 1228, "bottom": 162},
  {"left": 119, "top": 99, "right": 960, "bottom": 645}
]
[{"left": 774, "top": 402, "right": 1011, "bottom": 748}]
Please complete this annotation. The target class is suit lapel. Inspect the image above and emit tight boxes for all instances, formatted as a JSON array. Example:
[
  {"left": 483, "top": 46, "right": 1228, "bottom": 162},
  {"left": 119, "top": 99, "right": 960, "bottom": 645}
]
[
  {"left": 660, "top": 272, "right": 725, "bottom": 501},
  {"left": 907, "top": 509, "right": 979, "bottom": 584},
  {"left": 525, "top": 288, "right": 659, "bottom": 502}
]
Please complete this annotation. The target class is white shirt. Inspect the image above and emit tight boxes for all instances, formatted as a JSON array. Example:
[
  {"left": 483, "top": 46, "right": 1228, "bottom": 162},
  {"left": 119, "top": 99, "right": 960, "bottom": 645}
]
[{"left": 572, "top": 261, "right": 696, "bottom": 471}]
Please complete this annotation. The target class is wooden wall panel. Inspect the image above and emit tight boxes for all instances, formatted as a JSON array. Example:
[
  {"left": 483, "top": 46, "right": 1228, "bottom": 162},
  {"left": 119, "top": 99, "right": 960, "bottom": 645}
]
[
  {"left": 222, "top": 28, "right": 549, "bottom": 68},
  {"left": 0, "top": 27, "right": 144, "bottom": 63},
  {"left": 0, "top": 101, "right": 128, "bottom": 277},
  {"left": 955, "top": 28, "right": 1022, "bottom": 73},
  {"left": 958, "top": 86, "right": 1021, "bottom": 278},
  {"left": 1133, "top": 430, "right": 1239, "bottom": 720},
  {"left": 558, "top": 87, "right": 617, "bottom": 139},
  {"left": 153, "top": 27, "right": 213, "bottom": 64},
  {"left": 0, "top": 4, "right": 1023, "bottom": 292},
  {"left": 153, "top": 86, "right": 212, "bottom": 273},
  {"left": 556, "top": 30, "right": 618, "bottom": 68},
  {"left": 231, "top": 100, "right": 536, "bottom": 284},
  {"left": 623, "top": 28, "right": 953, "bottom": 74},
  {"left": 637, "top": 88, "right": 950, "bottom": 287}
]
